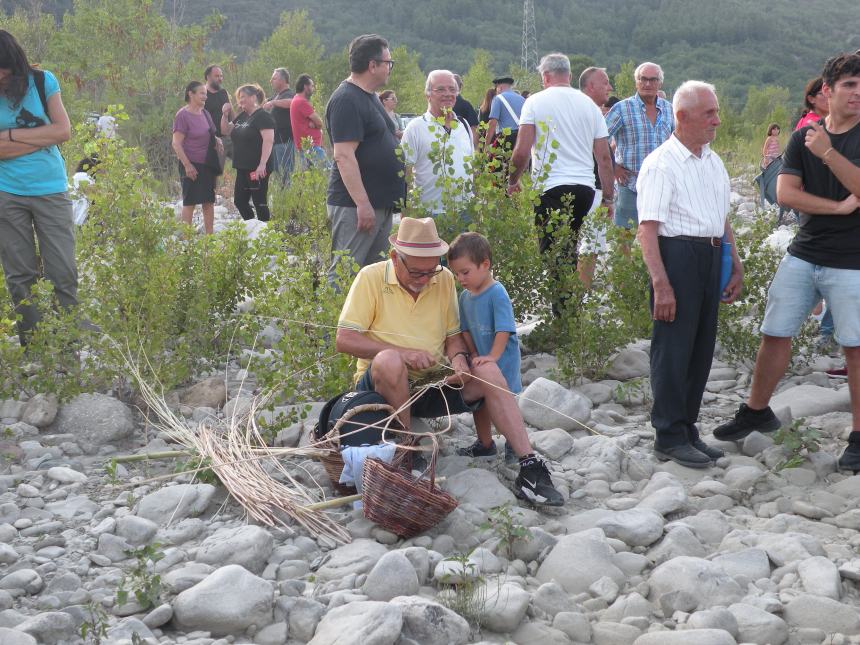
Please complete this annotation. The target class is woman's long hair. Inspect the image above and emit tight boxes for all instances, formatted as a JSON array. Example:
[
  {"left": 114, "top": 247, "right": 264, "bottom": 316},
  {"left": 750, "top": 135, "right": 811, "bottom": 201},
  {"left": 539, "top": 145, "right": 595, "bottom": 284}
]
[
  {"left": 0, "top": 30, "right": 35, "bottom": 108},
  {"left": 479, "top": 87, "right": 496, "bottom": 115}
]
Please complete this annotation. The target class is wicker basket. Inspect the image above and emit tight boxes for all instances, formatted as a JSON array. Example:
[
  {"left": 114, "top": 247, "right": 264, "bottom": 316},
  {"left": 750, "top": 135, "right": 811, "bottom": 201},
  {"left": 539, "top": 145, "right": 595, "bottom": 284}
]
[
  {"left": 361, "top": 441, "right": 457, "bottom": 538},
  {"left": 313, "top": 402, "right": 407, "bottom": 495}
]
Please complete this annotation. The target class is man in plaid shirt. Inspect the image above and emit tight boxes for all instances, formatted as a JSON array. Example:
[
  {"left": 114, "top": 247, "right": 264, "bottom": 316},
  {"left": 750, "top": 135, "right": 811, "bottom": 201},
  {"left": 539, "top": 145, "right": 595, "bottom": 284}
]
[{"left": 606, "top": 62, "right": 674, "bottom": 229}]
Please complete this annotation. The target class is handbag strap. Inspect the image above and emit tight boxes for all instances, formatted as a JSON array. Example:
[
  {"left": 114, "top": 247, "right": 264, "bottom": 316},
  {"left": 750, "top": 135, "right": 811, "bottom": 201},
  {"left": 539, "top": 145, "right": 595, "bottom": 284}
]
[
  {"left": 202, "top": 108, "right": 217, "bottom": 136},
  {"left": 495, "top": 93, "right": 520, "bottom": 126}
]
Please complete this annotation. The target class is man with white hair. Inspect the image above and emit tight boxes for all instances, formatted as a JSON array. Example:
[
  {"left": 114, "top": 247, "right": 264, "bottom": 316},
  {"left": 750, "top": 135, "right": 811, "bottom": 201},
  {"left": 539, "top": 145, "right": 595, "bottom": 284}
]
[
  {"left": 508, "top": 53, "right": 614, "bottom": 311},
  {"left": 606, "top": 62, "right": 674, "bottom": 229},
  {"left": 401, "top": 70, "right": 474, "bottom": 216},
  {"left": 636, "top": 81, "right": 743, "bottom": 468}
]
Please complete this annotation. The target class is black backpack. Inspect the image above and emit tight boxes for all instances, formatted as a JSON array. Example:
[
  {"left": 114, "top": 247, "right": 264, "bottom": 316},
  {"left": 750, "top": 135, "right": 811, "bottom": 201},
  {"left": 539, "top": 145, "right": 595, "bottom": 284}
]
[
  {"left": 33, "top": 69, "right": 49, "bottom": 117},
  {"left": 315, "top": 390, "right": 401, "bottom": 447}
]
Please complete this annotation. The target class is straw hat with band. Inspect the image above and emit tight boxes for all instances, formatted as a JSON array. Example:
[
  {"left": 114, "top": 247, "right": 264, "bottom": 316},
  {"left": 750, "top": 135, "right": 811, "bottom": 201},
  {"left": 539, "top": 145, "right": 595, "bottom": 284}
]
[{"left": 389, "top": 217, "right": 449, "bottom": 257}]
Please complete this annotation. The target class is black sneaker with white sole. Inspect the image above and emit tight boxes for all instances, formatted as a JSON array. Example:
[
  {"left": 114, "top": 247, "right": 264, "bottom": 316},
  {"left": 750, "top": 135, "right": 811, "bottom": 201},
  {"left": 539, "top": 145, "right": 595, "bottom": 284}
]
[
  {"left": 457, "top": 439, "right": 497, "bottom": 458},
  {"left": 713, "top": 403, "right": 781, "bottom": 442},
  {"left": 838, "top": 433, "right": 860, "bottom": 473},
  {"left": 515, "top": 456, "right": 564, "bottom": 507}
]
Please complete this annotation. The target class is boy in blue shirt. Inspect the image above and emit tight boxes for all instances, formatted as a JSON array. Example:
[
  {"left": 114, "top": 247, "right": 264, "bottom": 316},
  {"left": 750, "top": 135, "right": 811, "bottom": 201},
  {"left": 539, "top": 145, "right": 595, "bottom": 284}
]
[{"left": 448, "top": 232, "right": 521, "bottom": 462}]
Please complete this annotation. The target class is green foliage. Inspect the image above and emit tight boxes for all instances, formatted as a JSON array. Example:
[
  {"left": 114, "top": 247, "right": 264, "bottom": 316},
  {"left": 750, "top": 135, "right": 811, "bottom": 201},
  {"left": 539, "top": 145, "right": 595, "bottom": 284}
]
[
  {"left": 0, "top": 4, "right": 55, "bottom": 63},
  {"left": 437, "top": 553, "right": 486, "bottom": 627},
  {"left": 568, "top": 54, "right": 597, "bottom": 86},
  {"left": 175, "top": 456, "right": 220, "bottom": 485},
  {"left": 480, "top": 504, "right": 531, "bottom": 559},
  {"left": 612, "top": 60, "right": 636, "bottom": 100},
  {"left": 772, "top": 418, "right": 821, "bottom": 471},
  {"left": 80, "top": 600, "right": 110, "bottom": 644},
  {"left": 117, "top": 543, "right": 164, "bottom": 610},
  {"left": 461, "top": 49, "right": 495, "bottom": 107}
]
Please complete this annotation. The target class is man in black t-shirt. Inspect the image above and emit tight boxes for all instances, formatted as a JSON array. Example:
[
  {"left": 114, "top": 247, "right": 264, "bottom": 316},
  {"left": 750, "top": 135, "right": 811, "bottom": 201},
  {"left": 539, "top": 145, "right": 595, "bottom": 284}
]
[
  {"left": 713, "top": 52, "right": 860, "bottom": 470},
  {"left": 452, "top": 74, "right": 479, "bottom": 148},
  {"left": 325, "top": 34, "right": 405, "bottom": 285},
  {"left": 265, "top": 67, "right": 295, "bottom": 184},
  {"left": 204, "top": 65, "right": 233, "bottom": 157}
]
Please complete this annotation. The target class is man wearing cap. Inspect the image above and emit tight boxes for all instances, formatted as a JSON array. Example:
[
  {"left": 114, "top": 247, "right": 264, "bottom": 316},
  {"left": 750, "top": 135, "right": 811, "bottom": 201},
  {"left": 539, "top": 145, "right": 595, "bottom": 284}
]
[
  {"left": 485, "top": 76, "right": 525, "bottom": 155},
  {"left": 336, "top": 216, "right": 564, "bottom": 506}
]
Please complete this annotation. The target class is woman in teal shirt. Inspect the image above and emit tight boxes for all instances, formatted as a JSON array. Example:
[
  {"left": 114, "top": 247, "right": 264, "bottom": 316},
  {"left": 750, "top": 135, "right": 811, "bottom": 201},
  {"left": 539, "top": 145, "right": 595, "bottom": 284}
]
[{"left": 0, "top": 29, "right": 75, "bottom": 345}]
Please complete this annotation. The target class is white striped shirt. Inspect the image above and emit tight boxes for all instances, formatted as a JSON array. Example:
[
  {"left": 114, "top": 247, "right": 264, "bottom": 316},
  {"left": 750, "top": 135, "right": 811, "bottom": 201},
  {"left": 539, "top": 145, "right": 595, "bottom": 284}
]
[{"left": 635, "top": 134, "right": 730, "bottom": 237}]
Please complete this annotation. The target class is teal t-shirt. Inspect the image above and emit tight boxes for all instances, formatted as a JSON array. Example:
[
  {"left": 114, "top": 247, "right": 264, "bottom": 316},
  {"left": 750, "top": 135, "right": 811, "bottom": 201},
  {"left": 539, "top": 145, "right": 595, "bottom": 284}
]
[
  {"left": 458, "top": 281, "right": 522, "bottom": 393},
  {"left": 0, "top": 70, "right": 68, "bottom": 196}
]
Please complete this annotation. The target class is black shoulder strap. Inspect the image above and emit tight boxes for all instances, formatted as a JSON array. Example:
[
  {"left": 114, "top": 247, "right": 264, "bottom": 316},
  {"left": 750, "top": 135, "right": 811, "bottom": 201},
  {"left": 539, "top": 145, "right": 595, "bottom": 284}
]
[{"left": 33, "top": 70, "right": 50, "bottom": 119}]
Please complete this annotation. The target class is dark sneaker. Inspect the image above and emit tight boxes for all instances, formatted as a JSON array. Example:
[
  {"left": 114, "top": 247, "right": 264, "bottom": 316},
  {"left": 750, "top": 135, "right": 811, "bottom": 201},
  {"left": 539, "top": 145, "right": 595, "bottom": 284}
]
[
  {"left": 457, "top": 439, "right": 497, "bottom": 458},
  {"left": 515, "top": 456, "right": 564, "bottom": 507},
  {"left": 654, "top": 443, "right": 712, "bottom": 469},
  {"left": 688, "top": 425, "right": 724, "bottom": 460},
  {"left": 503, "top": 441, "right": 518, "bottom": 465},
  {"left": 713, "top": 403, "right": 781, "bottom": 442},
  {"left": 838, "top": 433, "right": 860, "bottom": 473}
]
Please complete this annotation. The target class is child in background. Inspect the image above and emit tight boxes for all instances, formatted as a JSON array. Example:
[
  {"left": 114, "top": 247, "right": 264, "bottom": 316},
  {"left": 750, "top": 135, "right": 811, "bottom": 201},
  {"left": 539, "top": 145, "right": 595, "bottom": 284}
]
[{"left": 447, "top": 232, "right": 520, "bottom": 464}]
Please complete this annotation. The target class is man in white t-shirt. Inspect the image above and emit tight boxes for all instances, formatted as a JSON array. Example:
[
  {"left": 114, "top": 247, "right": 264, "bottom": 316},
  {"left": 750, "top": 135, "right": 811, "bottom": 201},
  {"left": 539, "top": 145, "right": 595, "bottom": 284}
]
[
  {"left": 402, "top": 69, "right": 474, "bottom": 215},
  {"left": 508, "top": 53, "right": 614, "bottom": 312}
]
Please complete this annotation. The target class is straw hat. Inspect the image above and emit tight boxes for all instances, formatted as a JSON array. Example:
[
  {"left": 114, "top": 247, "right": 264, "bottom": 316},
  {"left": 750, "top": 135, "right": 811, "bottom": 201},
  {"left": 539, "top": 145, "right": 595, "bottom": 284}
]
[{"left": 389, "top": 217, "right": 449, "bottom": 257}]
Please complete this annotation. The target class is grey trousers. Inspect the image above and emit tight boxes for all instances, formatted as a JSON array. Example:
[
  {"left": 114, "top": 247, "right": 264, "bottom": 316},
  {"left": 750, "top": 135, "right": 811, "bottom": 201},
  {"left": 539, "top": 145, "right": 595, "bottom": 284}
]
[
  {"left": 0, "top": 190, "right": 78, "bottom": 344},
  {"left": 327, "top": 204, "right": 394, "bottom": 286}
]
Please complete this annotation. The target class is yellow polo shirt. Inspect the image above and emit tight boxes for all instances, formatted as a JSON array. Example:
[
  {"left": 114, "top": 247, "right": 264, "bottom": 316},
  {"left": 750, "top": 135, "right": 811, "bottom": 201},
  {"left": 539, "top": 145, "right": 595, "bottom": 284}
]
[{"left": 338, "top": 259, "right": 461, "bottom": 383}]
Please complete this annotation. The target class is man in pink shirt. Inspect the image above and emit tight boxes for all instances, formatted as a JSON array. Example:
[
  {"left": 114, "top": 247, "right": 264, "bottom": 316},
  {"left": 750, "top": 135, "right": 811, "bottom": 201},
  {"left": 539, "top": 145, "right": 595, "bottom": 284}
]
[{"left": 290, "top": 74, "right": 327, "bottom": 169}]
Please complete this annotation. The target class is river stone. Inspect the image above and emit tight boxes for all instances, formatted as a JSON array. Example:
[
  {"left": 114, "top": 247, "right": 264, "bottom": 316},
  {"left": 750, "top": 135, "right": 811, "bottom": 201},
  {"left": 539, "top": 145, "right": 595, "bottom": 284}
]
[
  {"left": 391, "top": 596, "right": 469, "bottom": 645},
  {"left": 308, "top": 601, "right": 402, "bottom": 645},
  {"left": 315, "top": 539, "right": 388, "bottom": 582},
  {"left": 519, "top": 377, "right": 591, "bottom": 430},
  {"left": 362, "top": 551, "right": 419, "bottom": 601},
  {"left": 106, "top": 617, "right": 156, "bottom": 643},
  {"left": 784, "top": 593, "right": 860, "bottom": 633},
  {"left": 0, "top": 628, "right": 37, "bottom": 645},
  {"left": 172, "top": 564, "right": 274, "bottom": 636},
  {"left": 797, "top": 555, "right": 841, "bottom": 599},
  {"left": 649, "top": 557, "right": 743, "bottom": 610},
  {"left": 135, "top": 483, "right": 215, "bottom": 525},
  {"left": 553, "top": 611, "right": 591, "bottom": 641},
  {"left": 15, "top": 612, "right": 76, "bottom": 644},
  {"left": 712, "top": 548, "right": 771, "bottom": 581},
  {"left": 687, "top": 608, "right": 739, "bottom": 637},
  {"left": 727, "top": 603, "right": 788, "bottom": 645},
  {"left": 45, "top": 466, "right": 87, "bottom": 484},
  {"left": 533, "top": 581, "right": 576, "bottom": 617},
  {"left": 531, "top": 428, "right": 575, "bottom": 460},
  {"left": 196, "top": 525, "right": 274, "bottom": 574},
  {"left": 115, "top": 515, "right": 158, "bottom": 547},
  {"left": 21, "top": 394, "right": 58, "bottom": 427},
  {"left": 591, "top": 621, "right": 641, "bottom": 644},
  {"left": 442, "top": 468, "right": 515, "bottom": 509},
  {"left": 606, "top": 348, "right": 650, "bottom": 380},
  {"left": 537, "top": 528, "right": 625, "bottom": 594},
  {"left": 286, "top": 598, "right": 326, "bottom": 642},
  {"left": 181, "top": 377, "right": 227, "bottom": 409},
  {"left": 595, "top": 508, "right": 665, "bottom": 547},
  {"left": 162, "top": 562, "right": 215, "bottom": 594},
  {"left": 0, "top": 569, "right": 42, "bottom": 595},
  {"left": 51, "top": 393, "right": 134, "bottom": 452},
  {"left": 479, "top": 581, "right": 530, "bottom": 632},
  {"left": 633, "top": 630, "right": 737, "bottom": 645},
  {"left": 771, "top": 383, "right": 850, "bottom": 418}
]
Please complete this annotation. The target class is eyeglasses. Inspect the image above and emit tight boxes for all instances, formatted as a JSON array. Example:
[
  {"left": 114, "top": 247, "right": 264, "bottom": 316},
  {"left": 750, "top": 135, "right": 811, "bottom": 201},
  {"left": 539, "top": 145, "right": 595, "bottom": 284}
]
[
  {"left": 374, "top": 59, "right": 395, "bottom": 70},
  {"left": 637, "top": 76, "right": 661, "bottom": 85},
  {"left": 431, "top": 86, "right": 459, "bottom": 95},
  {"left": 397, "top": 254, "right": 443, "bottom": 279}
]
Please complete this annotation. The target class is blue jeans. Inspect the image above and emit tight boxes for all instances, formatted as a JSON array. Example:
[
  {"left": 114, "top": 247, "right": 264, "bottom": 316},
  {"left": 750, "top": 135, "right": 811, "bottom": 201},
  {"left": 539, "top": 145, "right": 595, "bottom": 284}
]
[
  {"left": 299, "top": 146, "right": 329, "bottom": 171},
  {"left": 272, "top": 143, "right": 295, "bottom": 183},
  {"left": 761, "top": 254, "right": 860, "bottom": 346},
  {"left": 614, "top": 185, "right": 639, "bottom": 229}
]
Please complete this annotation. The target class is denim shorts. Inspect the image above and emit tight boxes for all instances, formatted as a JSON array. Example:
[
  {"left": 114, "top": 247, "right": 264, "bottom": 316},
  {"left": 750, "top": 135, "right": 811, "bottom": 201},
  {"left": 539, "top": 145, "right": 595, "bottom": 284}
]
[
  {"left": 356, "top": 364, "right": 482, "bottom": 418},
  {"left": 760, "top": 253, "right": 860, "bottom": 346},
  {"left": 613, "top": 184, "right": 639, "bottom": 229}
]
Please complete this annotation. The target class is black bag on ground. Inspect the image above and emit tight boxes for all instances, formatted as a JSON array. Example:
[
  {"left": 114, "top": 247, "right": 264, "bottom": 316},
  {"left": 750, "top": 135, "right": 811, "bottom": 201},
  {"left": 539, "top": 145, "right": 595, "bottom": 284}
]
[{"left": 315, "top": 390, "right": 397, "bottom": 447}]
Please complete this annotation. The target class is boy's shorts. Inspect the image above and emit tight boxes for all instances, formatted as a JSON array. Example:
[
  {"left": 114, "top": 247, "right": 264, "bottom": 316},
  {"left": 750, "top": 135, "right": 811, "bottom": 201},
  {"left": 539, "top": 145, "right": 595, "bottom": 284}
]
[
  {"left": 356, "top": 363, "right": 483, "bottom": 418},
  {"left": 760, "top": 253, "right": 860, "bottom": 347}
]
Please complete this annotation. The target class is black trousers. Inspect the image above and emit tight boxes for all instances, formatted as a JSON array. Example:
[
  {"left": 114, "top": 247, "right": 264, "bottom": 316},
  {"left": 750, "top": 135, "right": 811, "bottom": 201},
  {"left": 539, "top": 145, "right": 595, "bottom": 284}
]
[
  {"left": 649, "top": 237, "right": 721, "bottom": 447},
  {"left": 534, "top": 183, "right": 595, "bottom": 314},
  {"left": 234, "top": 170, "right": 271, "bottom": 222}
]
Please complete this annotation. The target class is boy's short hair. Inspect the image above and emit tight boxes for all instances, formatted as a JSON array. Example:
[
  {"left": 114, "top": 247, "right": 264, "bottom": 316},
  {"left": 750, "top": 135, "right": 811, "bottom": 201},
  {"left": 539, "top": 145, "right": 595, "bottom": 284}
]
[
  {"left": 822, "top": 52, "right": 860, "bottom": 88},
  {"left": 448, "top": 231, "right": 492, "bottom": 265}
]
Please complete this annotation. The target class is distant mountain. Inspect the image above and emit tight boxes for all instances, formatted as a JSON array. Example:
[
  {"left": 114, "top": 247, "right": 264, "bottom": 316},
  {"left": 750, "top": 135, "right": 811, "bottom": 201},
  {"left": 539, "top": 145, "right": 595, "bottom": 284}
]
[{"left": 7, "top": 0, "right": 860, "bottom": 105}]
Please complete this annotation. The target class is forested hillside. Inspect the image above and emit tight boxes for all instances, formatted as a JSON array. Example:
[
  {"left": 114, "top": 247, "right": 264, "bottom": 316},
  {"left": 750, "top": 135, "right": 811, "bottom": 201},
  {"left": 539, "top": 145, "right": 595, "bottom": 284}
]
[{"left": 12, "top": 0, "right": 860, "bottom": 106}]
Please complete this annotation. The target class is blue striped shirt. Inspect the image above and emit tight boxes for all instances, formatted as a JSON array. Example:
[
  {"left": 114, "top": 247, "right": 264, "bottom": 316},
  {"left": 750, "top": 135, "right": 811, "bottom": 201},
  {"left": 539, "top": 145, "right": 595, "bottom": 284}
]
[{"left": 605, "top": 94, "right": 674, "bottom": 191}]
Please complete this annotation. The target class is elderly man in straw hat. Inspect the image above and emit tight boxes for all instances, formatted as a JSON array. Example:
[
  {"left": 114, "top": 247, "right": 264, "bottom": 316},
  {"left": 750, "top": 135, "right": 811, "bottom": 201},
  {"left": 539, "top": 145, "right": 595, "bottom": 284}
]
[{"left": 336, "top": 217, "right": 563, "bottom": 506}]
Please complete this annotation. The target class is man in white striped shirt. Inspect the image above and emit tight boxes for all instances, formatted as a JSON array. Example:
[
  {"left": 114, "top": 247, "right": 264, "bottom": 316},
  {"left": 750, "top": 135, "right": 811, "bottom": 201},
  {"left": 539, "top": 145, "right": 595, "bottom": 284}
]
[{"left": 636, "top": 81, "right": 744, "bottom": 468}]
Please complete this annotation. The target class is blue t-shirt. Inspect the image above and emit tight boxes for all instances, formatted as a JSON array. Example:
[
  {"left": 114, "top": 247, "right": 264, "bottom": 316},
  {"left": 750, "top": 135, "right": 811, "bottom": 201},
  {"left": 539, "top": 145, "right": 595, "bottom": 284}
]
[
  {"left": 0, "top": 70, "right": 67, "bottom": 196},
  {"left": 488, "top": 90, "right": 525, "bottom": 133},
  {"left": 458, "top": 281, "right": 522, "bottom": 393}
]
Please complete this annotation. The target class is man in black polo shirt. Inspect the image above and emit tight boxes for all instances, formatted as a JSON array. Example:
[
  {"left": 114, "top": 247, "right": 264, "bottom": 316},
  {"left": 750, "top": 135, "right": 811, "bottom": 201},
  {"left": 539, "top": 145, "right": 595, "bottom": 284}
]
[
  {"left": 265, "top": 67, "right": 295, "bottom": 184},
  {"left": 204, "top": 64, "right": 233, "bottom": 158},
  {"left": 452, "top": 74, "right": 479, "bottom": 148},
  {"left": 713, "top": 52, "right": 860, "bottom": 471}
]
